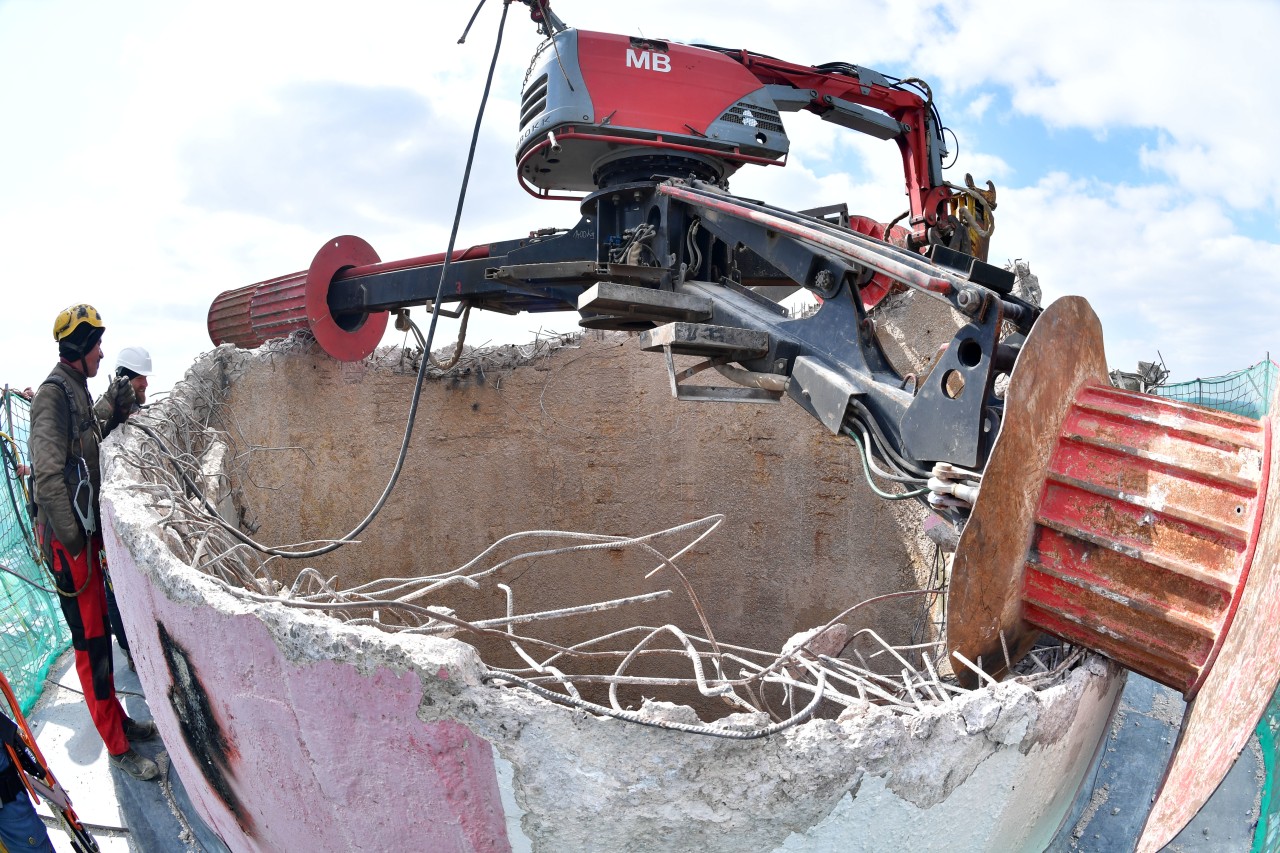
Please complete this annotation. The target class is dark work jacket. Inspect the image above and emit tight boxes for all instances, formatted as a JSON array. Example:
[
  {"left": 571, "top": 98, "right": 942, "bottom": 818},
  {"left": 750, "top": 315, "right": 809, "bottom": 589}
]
[{"left": 28, "top": 362, "right": 102, "bottom": 559}]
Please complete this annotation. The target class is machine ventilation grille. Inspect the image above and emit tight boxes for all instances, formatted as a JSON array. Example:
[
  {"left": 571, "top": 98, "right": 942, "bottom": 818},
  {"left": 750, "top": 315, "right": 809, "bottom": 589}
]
[
  {"left": 519, "top": 74, "right": 550, "bottom": 130},
  {"left": 719, "top": 102, "right": 784, "bottom": 133}
]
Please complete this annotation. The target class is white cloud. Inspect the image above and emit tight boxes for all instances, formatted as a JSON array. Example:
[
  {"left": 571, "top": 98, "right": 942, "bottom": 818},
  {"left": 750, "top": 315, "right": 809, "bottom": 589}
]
[
  {"left": 0, "top": 0, "right": 1275, "bottom": 401},
  {"left": 992, "top": 174, "right": 1280, "bottom": 379},
  {"left": 966, "top": 93, "right": 994, "bottom": 122},
  {"left": 914, "top": 0, "right": 1280, "bottom": 212}
]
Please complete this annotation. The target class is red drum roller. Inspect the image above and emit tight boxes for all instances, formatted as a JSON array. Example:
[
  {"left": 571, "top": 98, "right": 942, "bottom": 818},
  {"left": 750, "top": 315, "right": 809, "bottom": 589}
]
[
  {"left": 948, "top": 296, "right": 1280, "bottom": 852},
  {"left": 208, "top": 236, "right": 388, "bottom": 362}
]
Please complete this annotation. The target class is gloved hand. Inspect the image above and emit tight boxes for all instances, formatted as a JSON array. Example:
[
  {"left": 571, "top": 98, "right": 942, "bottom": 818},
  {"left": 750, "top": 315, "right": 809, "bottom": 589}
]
[
  {"left": 0, "top": 712, "right": 45, "bottom": 779},
  {"left": 103, "top": 374, "right": 136, "bottom": 420}
]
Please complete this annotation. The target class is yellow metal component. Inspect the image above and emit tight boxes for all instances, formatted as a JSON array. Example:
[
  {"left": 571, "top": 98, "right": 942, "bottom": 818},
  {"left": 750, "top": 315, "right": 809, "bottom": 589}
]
[{"left": 949, "top": 174, "right": 997, "bottom": 261}]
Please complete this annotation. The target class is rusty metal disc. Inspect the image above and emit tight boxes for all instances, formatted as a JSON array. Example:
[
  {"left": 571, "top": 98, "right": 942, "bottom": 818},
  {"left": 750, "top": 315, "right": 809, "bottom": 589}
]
[
  {"left": 946, "top": 294, "right": 1280, "bottom": 847},
  {"left": 946, "top": 296, "right": 1109, "bottom": 683}
]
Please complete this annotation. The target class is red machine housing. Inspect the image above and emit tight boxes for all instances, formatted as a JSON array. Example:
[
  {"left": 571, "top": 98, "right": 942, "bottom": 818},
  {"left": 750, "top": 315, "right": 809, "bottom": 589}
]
[
  {"left": 515, "top": 27, "right": 969, "bottom": 254},
  {"left": 517, "top": 30, "right": 792, "bottom": 196}
]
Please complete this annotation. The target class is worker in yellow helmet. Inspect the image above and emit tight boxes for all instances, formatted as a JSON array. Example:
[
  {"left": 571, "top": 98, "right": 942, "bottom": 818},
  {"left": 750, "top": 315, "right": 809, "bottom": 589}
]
[{"left": 27, "top": 305, "right": 161, "bottom": 782}]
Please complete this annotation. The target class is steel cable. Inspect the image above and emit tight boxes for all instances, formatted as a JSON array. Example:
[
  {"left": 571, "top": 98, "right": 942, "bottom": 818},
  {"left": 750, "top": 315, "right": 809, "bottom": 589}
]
[{"left": 117, "top": 4, "right": 513, "bottom": 561}]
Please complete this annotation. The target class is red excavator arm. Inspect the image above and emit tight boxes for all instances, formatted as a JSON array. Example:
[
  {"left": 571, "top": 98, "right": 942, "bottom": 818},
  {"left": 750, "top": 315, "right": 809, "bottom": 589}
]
[
  {"left": 722, "top": 50, "right": 953, "bottom": 232},
  {"left": 514, "top": 18, "right": 994, "bottom": 260}
]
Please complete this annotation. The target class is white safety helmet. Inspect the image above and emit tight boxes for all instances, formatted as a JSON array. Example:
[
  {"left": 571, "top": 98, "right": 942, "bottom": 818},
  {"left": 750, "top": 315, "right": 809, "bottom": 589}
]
[{"left": 116, "top": 346, "right": 153, "bottom": 376}]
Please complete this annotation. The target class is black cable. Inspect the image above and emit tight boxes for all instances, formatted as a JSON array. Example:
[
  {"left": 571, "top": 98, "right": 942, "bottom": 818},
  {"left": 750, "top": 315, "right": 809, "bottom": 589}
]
[
  {"left": 457, "top": 0, "right": 489, "bottom": 44},
  {"left": 36, "top": 814, "right": 128, "bottom": 840},
  {"left": 841, "top": 424, "right": 926, "bottom": 484},
  {"left": 0, "top": 442, "right": 70, "bottom": 595},
  {"left": 44, "top": 678, "right": 144, "bottom": 700},
  {"left": 843, "top": 426, "right": 929, "bottom": 500},
  {"left": 844, "top": 399, "right": 931, "bottom": 478},
  {"left": 119, "top": 4, "right": 515, "bottom": 561},
  {"left": 885, "top": 75, "right": 946, "bottom": 143},
  {"left": 0, "top": 562, "right": 58, "bottom": 596},
  {"left": 131, "top": 314, "right": 433, "bottom": 560},
  {"left": 0, "top": 440, "right": 36, "bottom": 549},
  {"left": 691, "top": 43, "right": 783, "bottom": 63},
  {"left": 941, "top": 125, "right": 959, "bottom": 170},
  {"left": 424, "top": 0, "right": 511, "bottom": 363}
]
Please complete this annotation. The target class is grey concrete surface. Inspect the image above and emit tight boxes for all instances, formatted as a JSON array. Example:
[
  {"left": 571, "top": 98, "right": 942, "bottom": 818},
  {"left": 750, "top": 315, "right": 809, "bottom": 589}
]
[{"left": 1047, "top": 673, "right": 1265, "bottom": 852}]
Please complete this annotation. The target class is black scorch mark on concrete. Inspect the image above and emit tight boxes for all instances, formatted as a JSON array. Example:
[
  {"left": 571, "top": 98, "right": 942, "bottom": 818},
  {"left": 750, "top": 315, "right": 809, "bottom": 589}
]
[{"left": 158, "top": 622, "right": 255, "bottom": 835}]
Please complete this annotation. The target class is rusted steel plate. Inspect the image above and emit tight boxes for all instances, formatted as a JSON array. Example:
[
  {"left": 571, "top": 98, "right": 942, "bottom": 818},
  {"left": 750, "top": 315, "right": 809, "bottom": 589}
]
[
  {"left": 1137, "top": 383, "right": 1280, "bottom": 853},
  {"left": 250, "top": 272, "right": 308, "bottom": 344},
  {"left": 638, "top": 322, "right": 771, "bottom": 359},
  {"left": 1024, "top": 384, "right": 1267, "bottom": 696},
  {"left": 947, "top": 296, "right": 1109, "bottom": 682}
]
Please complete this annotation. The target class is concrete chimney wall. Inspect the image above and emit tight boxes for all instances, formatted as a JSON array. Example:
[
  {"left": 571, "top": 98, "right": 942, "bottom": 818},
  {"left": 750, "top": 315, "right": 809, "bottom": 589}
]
[
  {"left": 98, "top": 327, "right": 1124, "bottom": 852},
  {"left": 216, "top": 332, "right": 937, "bottom": 707}
]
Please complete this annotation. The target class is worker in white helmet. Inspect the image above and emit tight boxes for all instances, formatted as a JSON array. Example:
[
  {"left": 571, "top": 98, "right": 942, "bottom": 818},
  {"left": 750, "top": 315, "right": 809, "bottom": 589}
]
[
  {"left": 116, "top": 346, "right": 152, "bottom": 407},
  {"left": 92, "top": 345, "right": 154, "bottom": 676},
  {"left": 94, "top": 345, "right": 152, "bottom": 431}
]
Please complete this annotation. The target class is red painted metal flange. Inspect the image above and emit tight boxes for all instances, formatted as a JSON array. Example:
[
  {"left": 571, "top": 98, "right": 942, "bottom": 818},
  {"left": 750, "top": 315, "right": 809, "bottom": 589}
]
[
  {"left": 304, "top": 236, "right": 387, "bottom": 362},
  {"left": 947, "top": 296, "right": 1280, "bottom": 850},
  {"left": 206, "top": 236, "right": 388, "bottom": 361}
]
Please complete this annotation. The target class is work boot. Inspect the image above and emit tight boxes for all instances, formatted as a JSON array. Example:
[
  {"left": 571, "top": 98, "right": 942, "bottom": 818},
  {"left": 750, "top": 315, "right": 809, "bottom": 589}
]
[
  {"left": 109, "top": 749, "right": 159, "bottom": 781},
  {"left": 122, "top": 717, "right": 158, "bottom": 741}
]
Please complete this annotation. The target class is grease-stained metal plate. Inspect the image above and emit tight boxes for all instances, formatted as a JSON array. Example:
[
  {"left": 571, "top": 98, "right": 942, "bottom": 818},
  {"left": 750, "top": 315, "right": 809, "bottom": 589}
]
[
  {"left": 946, "top": 296, "right": 1109, "bottom": 681},
  {"left": 639, "top": 322, "right": 770, "bottom": 360}
]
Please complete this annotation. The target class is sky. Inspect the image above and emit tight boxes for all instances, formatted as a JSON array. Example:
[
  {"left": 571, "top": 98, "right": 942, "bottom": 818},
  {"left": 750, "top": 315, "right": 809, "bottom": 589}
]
[{"left": 1, "top": 0, "right": 1276, "bottom": 401}]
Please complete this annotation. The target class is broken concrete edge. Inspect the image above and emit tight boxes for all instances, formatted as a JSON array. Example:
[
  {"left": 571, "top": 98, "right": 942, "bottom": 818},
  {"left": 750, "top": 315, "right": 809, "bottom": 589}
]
[
  {"left": 245, "top": 328, "right": 589, "bottom": 380},
  {"left": 98, "top": 338, "right": 1126, "bottom": 852}
]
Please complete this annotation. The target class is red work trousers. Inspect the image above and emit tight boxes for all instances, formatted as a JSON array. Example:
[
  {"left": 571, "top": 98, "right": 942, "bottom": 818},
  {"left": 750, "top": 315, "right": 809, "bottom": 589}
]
[{"left": 49, "top": 533, "right": 129, "bottom": 757}]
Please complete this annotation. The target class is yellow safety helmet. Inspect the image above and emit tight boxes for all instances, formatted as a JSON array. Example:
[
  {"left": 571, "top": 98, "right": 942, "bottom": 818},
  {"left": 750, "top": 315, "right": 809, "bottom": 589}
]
[
  {"left": 53, "top": 304, "right": 105, "bottom": 342},
  {"left": 53, "top": 303, "right": 106, "bottom": 359}
]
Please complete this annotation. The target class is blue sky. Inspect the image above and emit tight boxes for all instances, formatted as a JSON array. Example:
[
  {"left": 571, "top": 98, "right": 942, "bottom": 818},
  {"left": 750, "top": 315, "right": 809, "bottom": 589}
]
[{"left": 1, "top": 0, "right": 1276, "bottom": 397}]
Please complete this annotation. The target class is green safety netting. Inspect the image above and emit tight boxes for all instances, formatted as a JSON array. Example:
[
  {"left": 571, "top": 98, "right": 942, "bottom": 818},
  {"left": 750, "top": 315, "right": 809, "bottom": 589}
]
[
  {"left": 1259, "top": 698, "right": 1280, "bottom": 853},
  {"left": 1152, "top": 358, "right": 1278, "bottom": 419},
  {"left": 0, "top": 388, "right": 71, "bottom": 716}
]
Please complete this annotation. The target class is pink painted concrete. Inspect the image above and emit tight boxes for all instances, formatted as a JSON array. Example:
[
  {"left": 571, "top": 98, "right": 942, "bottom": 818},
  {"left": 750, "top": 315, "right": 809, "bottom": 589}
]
[{"left": 102, "top": 505, "right": 512, "bottom": 853}]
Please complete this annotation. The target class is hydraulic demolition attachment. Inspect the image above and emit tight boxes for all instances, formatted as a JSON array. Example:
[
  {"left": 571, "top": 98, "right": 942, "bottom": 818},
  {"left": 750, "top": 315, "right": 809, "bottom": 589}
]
[{"left": 205, "top": 5, "right": 1280, "bottom": 850}]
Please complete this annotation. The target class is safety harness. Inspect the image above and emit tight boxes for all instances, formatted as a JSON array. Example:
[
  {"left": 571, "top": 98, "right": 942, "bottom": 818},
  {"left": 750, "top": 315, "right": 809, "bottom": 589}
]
[
  {"left": 32, "top": 375, "right": 99, "bottom": 536},
  {"left": 28, "top": 375, "right": 101, "bottom": 598}
]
